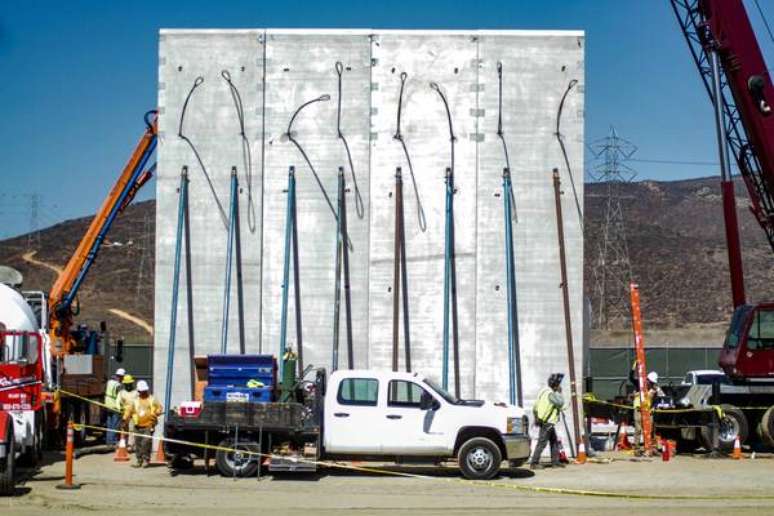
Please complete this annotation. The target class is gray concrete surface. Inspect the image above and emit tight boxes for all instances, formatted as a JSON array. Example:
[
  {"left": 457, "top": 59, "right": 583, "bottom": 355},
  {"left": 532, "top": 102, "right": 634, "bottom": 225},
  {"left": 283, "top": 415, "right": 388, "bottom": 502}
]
[
  {"left": 5, "top": 452, "right": 773, "bottom": 515},
  {"left": 155, "top": 29, "right": 585, "bottom": 437}
]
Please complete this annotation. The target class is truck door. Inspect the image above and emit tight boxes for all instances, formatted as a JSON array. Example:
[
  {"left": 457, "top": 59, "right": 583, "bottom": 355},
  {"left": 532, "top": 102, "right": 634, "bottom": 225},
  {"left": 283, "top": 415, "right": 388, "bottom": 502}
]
[
  {"left": 380, "top": 380, "right": 448, "bottom": 455},
  {"left": 738, "top": 307, "right": 774, "bottom": 378},
  {"left": 323, "top": 376, "right": 382, "bottom": 454}
]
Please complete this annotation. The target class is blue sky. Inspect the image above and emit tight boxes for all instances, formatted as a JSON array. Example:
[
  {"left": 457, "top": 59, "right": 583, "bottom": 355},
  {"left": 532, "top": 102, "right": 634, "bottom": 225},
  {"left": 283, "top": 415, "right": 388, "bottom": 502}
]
[{"left": 1, "top": 0, "right": 773, "bottom": 238}]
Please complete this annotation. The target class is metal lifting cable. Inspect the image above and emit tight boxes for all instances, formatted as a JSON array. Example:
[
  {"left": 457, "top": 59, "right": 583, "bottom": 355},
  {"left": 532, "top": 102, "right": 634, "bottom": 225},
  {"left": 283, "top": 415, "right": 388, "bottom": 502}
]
[
  {"left": 393, "top": 72, "right": 427, "bottom": 232},
  {"left": 430, "top": 82, "right": 456, "bottom": 175},
  {"left": 178, "top": 76, "right": 229, "bottom": 229},
  {"left": 497, "top": 61, "right": 517, "bottom": 223},
  {"left": 335, "top": 62, "right": 365, "bottom": 219},
  {"left": 221, "top": 70, "right": 257, "bottom": 233},
  {"left": 555, "top": 79, "right": 583, "bottom": 227}
]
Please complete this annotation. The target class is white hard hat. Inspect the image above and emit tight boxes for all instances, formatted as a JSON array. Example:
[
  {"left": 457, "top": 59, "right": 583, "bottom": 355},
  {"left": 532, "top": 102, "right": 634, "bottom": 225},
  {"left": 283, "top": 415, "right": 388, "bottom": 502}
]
[
  {"left": 647, "top": 371, "right": 659, "bottom": 384},
  {"left": 137, "top": 380, "right": 150, "bottom": 392},
  {"left": 115, "top": 368, "right": 126, "bottom": 376}
]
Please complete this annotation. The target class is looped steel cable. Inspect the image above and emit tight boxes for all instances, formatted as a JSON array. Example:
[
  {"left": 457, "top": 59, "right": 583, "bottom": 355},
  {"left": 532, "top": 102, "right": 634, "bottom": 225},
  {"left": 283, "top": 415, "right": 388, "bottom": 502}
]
[
  {"left": 430, "top": 81, "right": 456, "bottom": 179},
  {"left": 393, "top": 72, "right": 427, "bottom": 232},
  {"left": 555, "top": 79, "right": 583, "bottom": 227},
  {"left": 335, "top": 61, "right": 365, "bottom": 219},
  {"left": 178, "top": 76, "right": 229, "bottom": 229},
  {"left": 286, "top": 94, "right": 353, "bottom": 250},
  {"left": 496, "top": 61, "right": 517, "bottom": 223},
  {"left": 221, "top": 69, "right": 257, "bottom": 232}
]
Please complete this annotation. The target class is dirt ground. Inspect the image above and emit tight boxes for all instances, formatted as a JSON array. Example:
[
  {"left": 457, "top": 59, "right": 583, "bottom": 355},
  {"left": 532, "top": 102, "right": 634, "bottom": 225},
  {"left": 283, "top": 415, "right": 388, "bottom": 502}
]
[{"left": 3, "top": 450, "right": 773, "bottom": 515}]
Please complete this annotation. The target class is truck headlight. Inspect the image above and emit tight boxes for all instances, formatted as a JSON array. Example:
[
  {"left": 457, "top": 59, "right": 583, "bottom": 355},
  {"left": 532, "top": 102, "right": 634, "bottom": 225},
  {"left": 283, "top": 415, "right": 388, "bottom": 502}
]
[
  {"left": 508, "top": 416, "right": 524, "bottom": 434},
  {"left": 507, "top": 417, "right": 514, "bottom": 433}
]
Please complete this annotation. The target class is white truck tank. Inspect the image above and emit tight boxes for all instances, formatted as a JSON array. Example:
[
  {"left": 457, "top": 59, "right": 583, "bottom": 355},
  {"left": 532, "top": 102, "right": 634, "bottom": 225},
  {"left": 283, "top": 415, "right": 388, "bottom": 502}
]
[{"left": 0, "top": 284, "right": 38, "bottom": 332}]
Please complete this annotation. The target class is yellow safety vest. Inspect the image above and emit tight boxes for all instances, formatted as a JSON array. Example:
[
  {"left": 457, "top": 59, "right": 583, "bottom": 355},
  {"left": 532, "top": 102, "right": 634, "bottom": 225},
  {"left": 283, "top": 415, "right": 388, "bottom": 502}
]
[
  {"left": 128, "top": 395, "right": 161, "bottom": 428},
  {"left": 104, "top": 379, "right": 121, "bottom": 411},
  {"left": 633, "top": 390, "right": 652, "bottom": 410},
  {"left": 534, "top": 388, "right": 560, "bottom": 424}
]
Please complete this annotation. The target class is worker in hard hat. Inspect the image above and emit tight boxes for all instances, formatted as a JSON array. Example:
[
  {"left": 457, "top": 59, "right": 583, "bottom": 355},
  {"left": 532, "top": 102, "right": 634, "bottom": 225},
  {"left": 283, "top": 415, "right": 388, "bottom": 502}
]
[
  {"left": 118, "top": 374, "right": 139, "bottom": 449},
  {"left": 104, "top": 368, "right": 125, "bottom": 448},
  {"left": 122, "top": 380, "right": 163, "bottom": 468},
  {"left": 631, "top": 370, "right": 663, "bottom": 456},
  {"left": 529, "top": 373, "right": 567, "bottom": 469}
]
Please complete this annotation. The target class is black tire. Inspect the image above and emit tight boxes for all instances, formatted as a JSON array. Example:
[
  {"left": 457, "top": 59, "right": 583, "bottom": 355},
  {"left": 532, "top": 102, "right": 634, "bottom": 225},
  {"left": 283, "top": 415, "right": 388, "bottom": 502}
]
[
  {"left": 701, "top": 404, "right": 748, "bottom": 452},
  {"left": 458, "top": 437, "right": 502, "bottom": 480},
  {"left": 0, "top": 424, "right": 15, "bottom": 496},
  {"left": 758, "top": 406, "right": 774, "bottom": 449},
  {"left": 215, "top": 439, "right": 260, "bottom": 478}
]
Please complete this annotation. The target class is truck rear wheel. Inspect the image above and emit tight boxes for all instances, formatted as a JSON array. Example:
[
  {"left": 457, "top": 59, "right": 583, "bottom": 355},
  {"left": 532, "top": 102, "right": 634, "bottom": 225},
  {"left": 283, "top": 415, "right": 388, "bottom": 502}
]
[
  {"left": 757, "top": 406, "right": 774, "bottom": 449},
  {"left": 0, "top": 425, "right": 15, "bottom": 496},
  {"left": 458, "top": 437, "right": 502, "bottom": 480},
  {"left": 701, "top": 404, "right": 748, "bottom": 452},
  {"left": 215, "top": 439, "right": 260, "bottom": 478}
]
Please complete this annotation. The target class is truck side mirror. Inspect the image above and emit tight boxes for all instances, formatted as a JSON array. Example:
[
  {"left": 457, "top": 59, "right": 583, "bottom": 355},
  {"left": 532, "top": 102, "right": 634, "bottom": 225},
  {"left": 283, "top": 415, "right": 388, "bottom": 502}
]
[{"left": 420, "top": 392, "right": 435, "bottom": 411}]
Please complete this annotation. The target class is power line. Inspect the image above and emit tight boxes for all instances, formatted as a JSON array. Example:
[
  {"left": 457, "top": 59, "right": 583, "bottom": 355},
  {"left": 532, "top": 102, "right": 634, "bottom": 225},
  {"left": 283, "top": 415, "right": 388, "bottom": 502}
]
[
  {"left": 754, "top": 0, "right": 774, "bottom": 44},
  {"left": 629, "top": 158, "right": 719, "bottom": 166}
]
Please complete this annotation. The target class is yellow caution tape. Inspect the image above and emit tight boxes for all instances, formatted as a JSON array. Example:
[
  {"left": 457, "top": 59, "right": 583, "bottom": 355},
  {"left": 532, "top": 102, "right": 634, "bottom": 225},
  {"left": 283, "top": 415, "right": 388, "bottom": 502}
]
[
  {"left": 70, "top": 422, "right": 774, "bottom": 501},
  {"left": 57, "top": 389, "right": 122, "bottom": 413},
  {"left": 583, "top": 394, "right": 726, "bottom": 417}
]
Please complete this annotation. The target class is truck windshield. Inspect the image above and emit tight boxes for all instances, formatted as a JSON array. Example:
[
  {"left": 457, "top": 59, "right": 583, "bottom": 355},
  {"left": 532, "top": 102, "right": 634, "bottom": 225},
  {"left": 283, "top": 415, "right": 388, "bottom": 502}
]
[
  {"left": 424, "top": 378, "right": 459, "bottom": 405},
  {"left": 724, "top": 305, "right": 752, "bottom": 349},
  {"left": 0, "top": 334, "right": 38, "bottom": 364}
]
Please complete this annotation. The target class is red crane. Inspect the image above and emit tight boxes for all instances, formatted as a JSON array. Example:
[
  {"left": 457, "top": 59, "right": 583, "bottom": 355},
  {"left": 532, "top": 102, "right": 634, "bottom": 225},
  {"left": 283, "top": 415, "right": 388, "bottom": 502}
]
[{"left": 672, "top": 0, "right": 774, "bottom": 380}]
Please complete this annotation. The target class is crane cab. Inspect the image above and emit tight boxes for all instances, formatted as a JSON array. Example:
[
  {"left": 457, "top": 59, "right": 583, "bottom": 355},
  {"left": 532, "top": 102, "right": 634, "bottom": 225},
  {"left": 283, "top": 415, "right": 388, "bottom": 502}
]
[{"left": 720, "top": 303, "right": 774, "bottom": 380}]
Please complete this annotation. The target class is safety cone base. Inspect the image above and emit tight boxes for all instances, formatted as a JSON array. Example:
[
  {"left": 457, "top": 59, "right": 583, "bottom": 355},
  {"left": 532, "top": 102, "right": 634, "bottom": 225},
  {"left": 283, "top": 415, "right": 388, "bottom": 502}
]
[
  {"left": 114, "top": 437, "right": 131, "bottom": 462},
  {"left": 575, "top": 443, "right": 587, "bottom": 464},
  {"left": 55, "top": 482, "right": 81, "bottom": 490},
  {"left": 150, "top": 441, "right": 167, "bottom": 465}
]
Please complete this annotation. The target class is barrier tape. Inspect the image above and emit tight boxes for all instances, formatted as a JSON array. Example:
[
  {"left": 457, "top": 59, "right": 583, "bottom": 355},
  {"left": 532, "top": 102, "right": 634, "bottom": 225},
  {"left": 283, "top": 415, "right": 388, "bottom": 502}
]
[
  {"left": 67, "top": 421, "right": 774, "bottom": 501},
  {"left": 57, "top": 389, "right": 122, "bottom": 413}
]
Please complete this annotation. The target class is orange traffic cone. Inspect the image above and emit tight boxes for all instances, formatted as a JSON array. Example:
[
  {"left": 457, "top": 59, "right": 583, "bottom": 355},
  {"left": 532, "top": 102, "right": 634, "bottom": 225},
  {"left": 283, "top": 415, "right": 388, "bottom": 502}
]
[
  {"left": 575, "top": 442, "right": 587, "bottom": 464},
  {"left": 150, "top": 440, "right": 167, "bottom": 465},
  {"left": 114, "top": 433, "right": 130, "bottom": 462},
  {"left": 732, "top": 436, "right": 742, "bottom": 460},
  {"left": 616, "top": 425, "right": 631, "bottom": 450}
]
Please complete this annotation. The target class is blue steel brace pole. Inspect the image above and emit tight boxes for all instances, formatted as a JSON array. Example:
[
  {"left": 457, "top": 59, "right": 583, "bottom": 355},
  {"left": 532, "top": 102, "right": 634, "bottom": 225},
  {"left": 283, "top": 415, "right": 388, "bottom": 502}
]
[
  {"left": 279, "top": 167, "right": 296, "bottom": 381},
  {"left": 164, "top": 168, "right": 188, "bottom": 419},
  {"left": 442, "top": 168, "right": 453, "bottom": 390},
  {"left": 503, "top": 168, "right": 518, "bottom": 405},
  {"left": 220, "top": 169, "right": 238, "bottom": 354},
  {"left": 332, "top": 168, "right": 344, "bottom": 372}
]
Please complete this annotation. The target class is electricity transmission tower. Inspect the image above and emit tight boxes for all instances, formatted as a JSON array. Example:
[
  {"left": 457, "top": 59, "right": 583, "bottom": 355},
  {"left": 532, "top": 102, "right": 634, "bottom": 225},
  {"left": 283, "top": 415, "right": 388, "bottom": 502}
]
[
  {"left": 26, "top": 194, "right": 41, "bottom": 250},
  {"left": 588, "top": 127, "right": 637, "bottom": 330}
]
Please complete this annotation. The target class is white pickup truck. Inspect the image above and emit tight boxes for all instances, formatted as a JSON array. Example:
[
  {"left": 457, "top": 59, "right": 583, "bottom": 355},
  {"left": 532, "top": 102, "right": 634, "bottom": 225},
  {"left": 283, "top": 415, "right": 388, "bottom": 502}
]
[
  {"left": 166, "top": 367, "right": 531, "bottom": 480},
  {"left": 321, "top": 369, "right": 530, "bottom": 479}
]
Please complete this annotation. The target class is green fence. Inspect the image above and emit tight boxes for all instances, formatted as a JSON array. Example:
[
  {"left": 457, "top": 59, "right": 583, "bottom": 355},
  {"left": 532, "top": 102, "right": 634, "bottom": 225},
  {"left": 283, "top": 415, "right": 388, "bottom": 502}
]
[{"left": 589, "top": 347, "right": 722, "bottom": 401}]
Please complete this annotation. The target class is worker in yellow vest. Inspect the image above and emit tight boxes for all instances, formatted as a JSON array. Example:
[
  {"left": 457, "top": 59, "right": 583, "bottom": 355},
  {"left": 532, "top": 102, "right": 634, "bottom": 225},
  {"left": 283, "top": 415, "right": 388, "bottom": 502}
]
[
  {"left": 529, "top": 373, "right": 566, "bottom": 470},
  {"left": 122, "top": 380, "right": 162, "bottom": 468},
  {"left": 104, "top": 368, "right": 125, "bottom": 447},
  {"left": 632, "top": 371, "right": 661, "bottom": 456},
  {"left": 117, "top": 375, "right": 139, "bottom": 449}
]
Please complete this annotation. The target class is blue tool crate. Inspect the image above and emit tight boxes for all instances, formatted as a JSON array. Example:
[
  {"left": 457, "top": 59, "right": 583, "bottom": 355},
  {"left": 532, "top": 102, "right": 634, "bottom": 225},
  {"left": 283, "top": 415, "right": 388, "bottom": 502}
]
[
  {"left": 207, "top": 354, "right": 276, "bottom": 387},
  {"left": 203, "top": 386, "right": 273, "bottom": 403}
]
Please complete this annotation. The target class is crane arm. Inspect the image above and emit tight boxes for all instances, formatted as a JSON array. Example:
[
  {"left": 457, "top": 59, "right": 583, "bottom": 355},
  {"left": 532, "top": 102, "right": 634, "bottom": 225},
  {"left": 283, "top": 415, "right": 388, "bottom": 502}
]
[
  {"left": 48, "top": 111, "right": 158, "bottom": 355},
  {"left": 671, "top": 0, "right": 774, "bottom": 250}
]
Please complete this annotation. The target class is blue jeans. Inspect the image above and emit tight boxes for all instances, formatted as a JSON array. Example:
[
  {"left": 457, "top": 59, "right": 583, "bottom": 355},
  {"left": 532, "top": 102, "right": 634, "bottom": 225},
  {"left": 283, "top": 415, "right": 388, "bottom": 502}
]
[{"left": 106, "top": 412, "right": 120, "bottom": 445}]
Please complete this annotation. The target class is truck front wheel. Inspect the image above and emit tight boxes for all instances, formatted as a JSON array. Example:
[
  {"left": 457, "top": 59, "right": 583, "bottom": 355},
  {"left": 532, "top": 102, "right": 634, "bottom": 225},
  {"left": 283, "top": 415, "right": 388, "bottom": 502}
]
[
  {"left": 458, "top": 437, "right": 502, "bottom": 480},
  {"left": 215, "top": 439, "right": 260, "bottom": 478},
  {"left": 701, "top": 404, "right": 748, "bottom": 452},
  {"left": 0, "top": 425, "right": 15, "bottom": 496}
]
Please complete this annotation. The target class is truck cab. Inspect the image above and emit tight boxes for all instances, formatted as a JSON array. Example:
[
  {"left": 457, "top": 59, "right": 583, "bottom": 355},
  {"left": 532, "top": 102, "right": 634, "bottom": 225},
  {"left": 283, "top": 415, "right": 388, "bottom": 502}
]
[
  {"left": 719, "top": 303, "right": 774, "bottom": 380},
  {"left": 322, "top": 369, "right": 530, "bottom": 480}
]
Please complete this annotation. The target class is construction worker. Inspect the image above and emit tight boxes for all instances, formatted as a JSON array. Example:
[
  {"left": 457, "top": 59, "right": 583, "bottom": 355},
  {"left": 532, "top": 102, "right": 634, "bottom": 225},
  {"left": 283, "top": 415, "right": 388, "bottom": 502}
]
[
  {"left": 632, "top": 370, "right": 662, "bottom": 456},
  {"left": 529, "top": 373, "right": 566, "bottom": 469},
  {"left": 117, "top": 374, "right": 138, "bottom": 449},
  {"left": 122, "top": 380, "right": 162, "bottom": 468},
  {"left": 104, "top": 368, "right": 125, "bottom": 447}
]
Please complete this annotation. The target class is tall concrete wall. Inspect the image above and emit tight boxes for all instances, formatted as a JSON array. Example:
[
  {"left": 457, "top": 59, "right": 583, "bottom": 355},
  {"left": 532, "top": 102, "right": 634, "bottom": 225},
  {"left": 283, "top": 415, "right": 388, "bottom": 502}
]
[{"left": 155, "top": 29, "right": 584, "bottom": 430}]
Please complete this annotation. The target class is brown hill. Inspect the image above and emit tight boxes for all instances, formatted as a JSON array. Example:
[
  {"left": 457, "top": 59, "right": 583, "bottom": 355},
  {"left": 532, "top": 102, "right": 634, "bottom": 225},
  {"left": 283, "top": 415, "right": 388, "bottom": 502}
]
[{"left": 1, "top": 177, "right": 772, "bottom": 342}]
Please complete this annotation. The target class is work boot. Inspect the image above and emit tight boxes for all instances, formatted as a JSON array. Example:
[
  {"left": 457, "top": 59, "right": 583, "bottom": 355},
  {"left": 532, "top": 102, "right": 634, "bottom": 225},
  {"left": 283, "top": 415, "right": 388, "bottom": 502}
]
[
  {"left": 552, "top": 462, "right": 566, "bottom": 468},
  {"left": 529, "top": 463, "right": 544, "bottom": 470},
  {"left": 131, "top": 460, "right": 142, "bottom": 468},
  {"left": 141, "top": 461, "right": 150, "bottom": 469}
]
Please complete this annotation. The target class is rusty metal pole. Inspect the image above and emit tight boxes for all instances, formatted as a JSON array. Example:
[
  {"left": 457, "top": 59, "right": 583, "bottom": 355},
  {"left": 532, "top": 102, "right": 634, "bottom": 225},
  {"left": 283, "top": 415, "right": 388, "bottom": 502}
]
[
  {"left": 552, "top": 168, "right": 582, "bottom": 452},
  {"left": 392, "top": 167, "right": 403, "bottom": 372}
]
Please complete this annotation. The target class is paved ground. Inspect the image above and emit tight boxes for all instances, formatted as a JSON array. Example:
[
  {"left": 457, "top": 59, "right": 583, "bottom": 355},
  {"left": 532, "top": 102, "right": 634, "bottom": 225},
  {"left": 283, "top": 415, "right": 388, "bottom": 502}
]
[{"left": 3, "top": 450, "right": 773, "bottom": 515}]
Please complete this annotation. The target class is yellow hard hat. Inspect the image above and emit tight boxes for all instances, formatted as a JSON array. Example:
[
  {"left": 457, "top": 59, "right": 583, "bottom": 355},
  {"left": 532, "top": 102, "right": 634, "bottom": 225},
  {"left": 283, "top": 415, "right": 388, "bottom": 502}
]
[{"left": 122, "top": 374, "right": 135, "bottom": 384}]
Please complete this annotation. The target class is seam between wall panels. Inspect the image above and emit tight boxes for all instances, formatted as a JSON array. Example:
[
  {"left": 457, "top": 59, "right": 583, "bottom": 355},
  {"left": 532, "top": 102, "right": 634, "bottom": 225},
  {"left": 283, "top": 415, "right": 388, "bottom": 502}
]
[
  {"left": 258, "top": 29, "right": 268, "bottom": 353},
  {"left": 472, "top": 36, "right": 480, "bottom": 399},
  {"left": 366, "top": 34, "right": 373, "bottom": 369}
]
